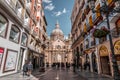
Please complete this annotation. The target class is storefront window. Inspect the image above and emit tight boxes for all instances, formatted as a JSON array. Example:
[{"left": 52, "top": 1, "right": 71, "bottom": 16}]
[
  {"left": 0, "top": 47, "right": 4, "bottom": 68},
  {"left": 9, "top": 25, "right": 20, "bottom": 43},
  {"left": 0, "top": 14, "right": 8, "bottom": 37},
  {"left": 21, "top": 33, "right": 27, "bottom": 46}
]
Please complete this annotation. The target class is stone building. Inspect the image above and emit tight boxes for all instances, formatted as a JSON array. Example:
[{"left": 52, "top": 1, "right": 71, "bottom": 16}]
[
  {"left": 71, "top": 0, "right": 120, "bottom": 77},
  {"left": 45, "top": 21, "right": 72, "bottom": 67},
  {"left": 0, "top": 0, "right": 47, "bottom": 76}
]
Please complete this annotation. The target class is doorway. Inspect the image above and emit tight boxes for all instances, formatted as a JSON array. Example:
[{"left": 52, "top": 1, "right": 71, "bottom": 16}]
[
  {"left": 92, "top": 52, "right": 98, "bottom": 73},
  {"left": 17, "top": 48, "right": 25, "bottom": 71},
  {"left": 100, "top": 56, "right": 111, "bottom": 75}
]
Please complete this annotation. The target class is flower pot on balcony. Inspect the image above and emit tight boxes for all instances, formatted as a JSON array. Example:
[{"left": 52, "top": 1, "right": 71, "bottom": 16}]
[{"left": 93, "top": 28, "right": 109, "bottom": 38}]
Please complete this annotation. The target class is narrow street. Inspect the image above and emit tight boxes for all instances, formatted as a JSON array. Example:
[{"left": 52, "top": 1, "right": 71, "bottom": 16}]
[
  {"left": 33, "top": 68, "right": 87, "bottom": 80},
  {"left": 0, "top": 0, "right": 120, "bottom": 79}
]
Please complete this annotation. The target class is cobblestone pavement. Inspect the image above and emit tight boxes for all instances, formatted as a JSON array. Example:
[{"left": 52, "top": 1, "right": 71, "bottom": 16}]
[
  {"left": 76, "top": 70, "right": 114, "bottom": 80},
  {"left": 0, "top": 72, "right": 38, "bottom": 80},
  {"left": 34, "top": 68, "right": 87, "bottom": 80},
  {"left": 33, "top": 68, "right": 114, "bottom": 80},
  {"left": 0, "top": 68, "right": 114, "bottom": 80}
]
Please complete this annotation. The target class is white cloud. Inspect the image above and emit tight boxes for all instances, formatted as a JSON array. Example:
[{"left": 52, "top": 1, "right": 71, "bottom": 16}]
[
  {"left": 54, "top": 11, "right": 62, "bottom": 16},
  {"left": 43, "top": 0, "right": 52, "bottom": 3},
  {"left": 45, "top": 3, "right": 55, "bottom": 11},
  {"left": 63, "top": 8, "right": 67, "bottom": 13},
  {"left": 64, "top": 35, "right": 68, "bottom": 40},
  {"left": 53, "top": 8, "right": 68, "bottom": 17}
]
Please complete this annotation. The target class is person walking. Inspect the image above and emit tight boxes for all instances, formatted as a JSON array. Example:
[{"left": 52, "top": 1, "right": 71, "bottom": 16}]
[
  {"left": 27, "top": 61, "right": 33, "bottom": 76},
  {"left": 23, "top": 60, "right": 28, "bottom": 76}
]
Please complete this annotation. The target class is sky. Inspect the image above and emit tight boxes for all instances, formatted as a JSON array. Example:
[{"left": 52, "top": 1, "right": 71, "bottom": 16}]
[{"left": 42, "top": 0, "right": 74, "bottom": 37}]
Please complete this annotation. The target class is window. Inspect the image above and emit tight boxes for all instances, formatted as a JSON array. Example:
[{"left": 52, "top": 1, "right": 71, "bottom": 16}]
[
  {"left": 57, "top": 45, "right": 61, "bottom": 49},
  {"left": 16, "top": 1, "right": 22, "bottom": 18},
  {"left": 5, "top": 0, "right": 18, "bottom": 9},
  {"left": 24, "top": 13, "right": 29, "bottom": 25},
  {"left": 27, "top": 0, "right": 31, "bottom": 3},
  {"left": 0, "top": 14, "right": 8, "bottom": 37},
  {"left": 9, "top": 25, "right": 20, "bottom": 43},
  {"left": 116, "top": 19, "right": 120, "bottom": 35},
  {"left": 26, "top": 0, "right": 31, "bottom": 8},
  {"left": 21, "top": 33, "right": 28, "bottom": 46}
]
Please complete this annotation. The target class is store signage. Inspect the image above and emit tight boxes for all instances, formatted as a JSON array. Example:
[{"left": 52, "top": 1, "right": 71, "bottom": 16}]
[
  {"left": 0, "top": 48, "right": 4, "bottom": 54},
  {"left": 0, "top": 47, "right": 4, "bottom": 68}
]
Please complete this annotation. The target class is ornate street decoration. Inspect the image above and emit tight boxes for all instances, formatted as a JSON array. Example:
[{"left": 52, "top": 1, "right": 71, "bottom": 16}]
[{"left": 92, "top": 27, "right": 110, "bottom": 38}]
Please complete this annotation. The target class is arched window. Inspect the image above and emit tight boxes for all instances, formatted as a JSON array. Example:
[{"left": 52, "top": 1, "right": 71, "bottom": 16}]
[
  {"left": 9, "top": 25, "right": 20, "bottom": 43},
  {"left": 0, "top": 14, "right": 8, "bottom": 37},
  {"left": 21, "top": 33, "right": 28, "bottom": 46},
  {"left": 57, "top": 45, "right": 61, "bottom": 49}
]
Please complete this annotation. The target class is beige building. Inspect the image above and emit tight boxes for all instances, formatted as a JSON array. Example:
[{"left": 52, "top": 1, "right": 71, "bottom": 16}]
[
  {"left": 0, "top": 0, "right": 47, "bottom": 76},
  {"left": 45, "top": 22, "right": 72, "bottom": 67},
  {"left": 71, "top": 0, "right": 120, "bottom": 77}
]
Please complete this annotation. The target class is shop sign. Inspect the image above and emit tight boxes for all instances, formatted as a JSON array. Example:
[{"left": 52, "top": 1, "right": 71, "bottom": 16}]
[{"left": 0, "top": 47, "right": 4, "bottom": 68}]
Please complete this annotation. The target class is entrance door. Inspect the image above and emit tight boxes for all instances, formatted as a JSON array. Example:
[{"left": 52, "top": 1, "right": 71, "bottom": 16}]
[
  {"left": 92, "top": 53, "right": 97, "bottom": 73},
  {"left": 18, "top": 48, "right": 25, "bottom": 71},
  {"left": 101, "top": 56, "right": 111, "bottom": 75}
]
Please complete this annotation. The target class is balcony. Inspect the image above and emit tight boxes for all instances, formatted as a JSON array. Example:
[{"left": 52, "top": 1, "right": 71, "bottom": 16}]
[
  {"left": 31, "top": 29, "right": 37, "bottom": 37},
  {"left": 36, "top": 16, "right": 40, "bottom": 21},
  {"left": 86, "top": 44, "right": 89, "bottom": 49},
  {"left": 17, "top": 9, "right": 22, "bottom": 18},
  {"left": 85, "top": 5, "right": 90, "bottom": 14},
  {"left": 111, "top": 28, "right": 120, "bottom": 38},
  {"left": 91, "top": 41, "right": 96, "bottom": 47},
  {"left": 107, "top": 0, "right": 114, "bottom": 7},
  {"left": 92, "top": 3, "right": 103, "bottom": 25},
  {"left": 82, "top": 13, "right": 86, "bottom": 21},
  {"left": 92, "top": 13, "right": 103, "bottom": 25},
  {"left": 19, "top": 0, "right": 25, "bottom": 7},
  {"left": 32, "top": 15, "right": 37, "bottom": 24},
  {"left": 24, "top": 21, "right": 31, "bottom": 32},
  {"left": 5, "top": 0, "right": 16, "bottom": 9},
  {"left": 28, "top": 44, "right": 35, "bottom": 51},
  {"left": 0, "top": 0, "right": 24, "bottom": 26},
  {"left": 26, "top": 3, "right": 31, "bottom": 14},
  {"left": 86, "top": 23, "right": 91, "bottom": 32}
]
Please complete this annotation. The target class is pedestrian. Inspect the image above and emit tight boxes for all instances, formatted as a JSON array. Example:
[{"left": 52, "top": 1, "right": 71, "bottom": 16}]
[
  {"left": 84, "top": 62, "right": 87, "bottom": 70},
  {"left": 23, "top": 60, "right": 28, "bottom": 76},
  {"left": 27, "top": 61, "right": 33, "bottom": 76}
]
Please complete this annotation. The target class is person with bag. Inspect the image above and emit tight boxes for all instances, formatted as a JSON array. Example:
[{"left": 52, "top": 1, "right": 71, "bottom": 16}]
[
  {"left": 27, "top": 61, "right": 33, "bottom": 76},
  {"left": 23, "top": 60, "right": 28, "bottom": 76}
]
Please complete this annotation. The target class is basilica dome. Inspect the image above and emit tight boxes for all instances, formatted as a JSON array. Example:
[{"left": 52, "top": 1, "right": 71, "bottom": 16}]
[
  {"left": 50, "top": 21, "right": 64, "bottom": 40},
  {"left": 51, "top": 27, "right": 63, "bottom": 36}
]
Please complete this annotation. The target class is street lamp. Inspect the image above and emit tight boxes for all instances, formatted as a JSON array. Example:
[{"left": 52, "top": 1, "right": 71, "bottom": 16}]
[{"left": 88, "top": 0, "right": 120, "bottom": 79}]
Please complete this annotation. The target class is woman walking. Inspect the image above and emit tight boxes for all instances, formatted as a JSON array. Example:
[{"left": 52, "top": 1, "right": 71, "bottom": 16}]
[
  {"left": 23, "top": 60, "right": 28, "bottom": 76},
  {"left": 27, "top": 61, "right": 33, "bottom": 76}
]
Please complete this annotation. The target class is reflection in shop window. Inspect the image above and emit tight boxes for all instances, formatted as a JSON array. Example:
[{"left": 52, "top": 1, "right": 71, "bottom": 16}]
[
  {"left": 0, "top": 14, "right": 8, "bottom": 37},
  {"left": 9, "top": 25, "right": 20, "bottom": 43},
  {"left": 21, "top": 33, "right": 27, "bottom": 46}
]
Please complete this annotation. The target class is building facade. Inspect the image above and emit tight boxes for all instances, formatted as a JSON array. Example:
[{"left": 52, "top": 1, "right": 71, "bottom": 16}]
[
  {"left": 71, "top": 0, "right": 120, "bottom": 77},
  {"left": 0, "top": 0, "right": 47, "bottom": 76},
  {"left": 45, "top": 22, "right": 72, "bottom": 67}
]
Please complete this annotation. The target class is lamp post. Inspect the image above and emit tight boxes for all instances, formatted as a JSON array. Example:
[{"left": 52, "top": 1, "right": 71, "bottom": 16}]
[{"left": 88, "top": 0, "right": 120, "bottom": 79}]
